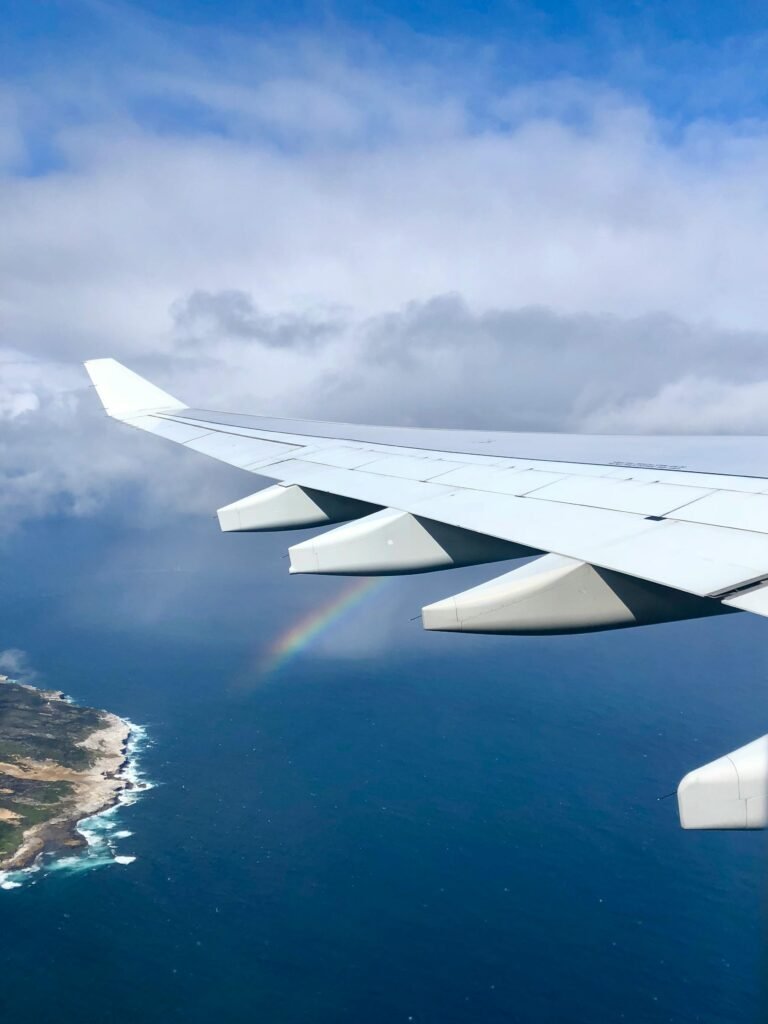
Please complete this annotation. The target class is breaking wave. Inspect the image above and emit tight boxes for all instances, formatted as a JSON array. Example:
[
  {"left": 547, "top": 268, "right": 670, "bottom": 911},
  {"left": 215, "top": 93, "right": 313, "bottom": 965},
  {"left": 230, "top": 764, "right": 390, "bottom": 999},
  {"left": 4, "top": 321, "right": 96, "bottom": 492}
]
[{"left": 0, "top": 720, "right": 153, "bottom": 891}]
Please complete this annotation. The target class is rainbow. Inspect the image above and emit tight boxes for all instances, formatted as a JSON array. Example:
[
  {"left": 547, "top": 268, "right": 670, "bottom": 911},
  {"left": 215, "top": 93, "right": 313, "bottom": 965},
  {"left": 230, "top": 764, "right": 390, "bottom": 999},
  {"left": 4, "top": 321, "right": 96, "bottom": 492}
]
[{"left": 260, "top": 576, "right": 385, "bottom": 677}]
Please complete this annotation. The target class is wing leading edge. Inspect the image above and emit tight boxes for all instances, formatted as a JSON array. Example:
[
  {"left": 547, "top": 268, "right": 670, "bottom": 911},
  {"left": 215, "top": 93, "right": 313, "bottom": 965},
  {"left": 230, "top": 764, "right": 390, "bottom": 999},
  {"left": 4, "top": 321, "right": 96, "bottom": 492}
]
[{"left": 84, "top": 357, "right": 768, "bottom": 829}]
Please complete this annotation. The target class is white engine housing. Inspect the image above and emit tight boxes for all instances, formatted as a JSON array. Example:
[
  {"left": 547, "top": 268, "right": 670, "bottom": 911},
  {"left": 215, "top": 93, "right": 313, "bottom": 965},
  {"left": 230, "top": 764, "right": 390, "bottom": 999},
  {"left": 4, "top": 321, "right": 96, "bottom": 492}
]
[{"left": 678, "top": 735, "right": 768, "bottom": 829}]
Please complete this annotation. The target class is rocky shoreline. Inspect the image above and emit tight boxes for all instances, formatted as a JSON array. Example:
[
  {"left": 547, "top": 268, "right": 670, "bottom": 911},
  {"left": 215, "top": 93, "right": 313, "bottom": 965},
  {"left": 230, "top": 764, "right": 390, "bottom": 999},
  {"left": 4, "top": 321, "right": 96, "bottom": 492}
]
[{"left": 0, "top": 683, "right": 134, "bottom": 872}]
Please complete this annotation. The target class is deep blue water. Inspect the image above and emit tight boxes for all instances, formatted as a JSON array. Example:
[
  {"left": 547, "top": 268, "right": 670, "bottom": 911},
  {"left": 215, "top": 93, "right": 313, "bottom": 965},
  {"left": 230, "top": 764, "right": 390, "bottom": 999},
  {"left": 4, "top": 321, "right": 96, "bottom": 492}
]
[{"left": 1, "top": 511, "right": 768, "bottom": 1023}]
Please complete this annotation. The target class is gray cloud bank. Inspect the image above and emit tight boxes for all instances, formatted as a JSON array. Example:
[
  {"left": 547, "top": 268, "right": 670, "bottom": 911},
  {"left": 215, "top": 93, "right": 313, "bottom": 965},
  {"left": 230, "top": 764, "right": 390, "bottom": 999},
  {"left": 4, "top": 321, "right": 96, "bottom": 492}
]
[{"left": 3, "top": 18, "right": 768, "bottom": 530}]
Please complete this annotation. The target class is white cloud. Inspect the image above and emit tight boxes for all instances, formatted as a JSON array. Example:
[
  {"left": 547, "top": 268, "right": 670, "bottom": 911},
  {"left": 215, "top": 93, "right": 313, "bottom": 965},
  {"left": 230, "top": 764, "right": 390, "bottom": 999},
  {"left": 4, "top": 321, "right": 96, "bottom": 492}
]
[
  {"left": 0, "top": 648, "right": 38, "bottom": 683},
  {"left": 3, "top": 23, "right": 768, "bottom": 528}
]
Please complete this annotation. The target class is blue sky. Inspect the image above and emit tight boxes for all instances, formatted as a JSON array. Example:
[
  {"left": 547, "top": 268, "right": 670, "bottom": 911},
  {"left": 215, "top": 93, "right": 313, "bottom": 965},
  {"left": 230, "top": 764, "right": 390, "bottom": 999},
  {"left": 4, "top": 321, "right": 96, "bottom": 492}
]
[
  {"left": 4, "top": 0, "right": 768, "bottom": 183},
  {"left": 5, "top": 0, "right": 768, "bottom": 127}
]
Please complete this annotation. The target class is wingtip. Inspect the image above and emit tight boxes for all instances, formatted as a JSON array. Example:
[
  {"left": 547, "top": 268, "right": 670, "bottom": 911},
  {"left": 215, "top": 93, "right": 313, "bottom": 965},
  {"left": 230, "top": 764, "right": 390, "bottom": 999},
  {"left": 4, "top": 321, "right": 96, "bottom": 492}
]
[{"left": 84, "top": 358, "right": 186, "bottom": 419}]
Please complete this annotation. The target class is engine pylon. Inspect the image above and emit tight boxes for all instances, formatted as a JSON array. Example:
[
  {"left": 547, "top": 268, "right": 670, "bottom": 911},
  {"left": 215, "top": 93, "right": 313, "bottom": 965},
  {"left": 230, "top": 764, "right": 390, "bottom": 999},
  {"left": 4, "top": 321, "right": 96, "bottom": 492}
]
[
  {"left": 421, "top": 554, "right": 729, "bottom": 634},
  {"left": 217, "top": 484, "right": 377, "bottom": 532},
  {"left": 288, "top": 509, "right": 534, "bottom": 575}
]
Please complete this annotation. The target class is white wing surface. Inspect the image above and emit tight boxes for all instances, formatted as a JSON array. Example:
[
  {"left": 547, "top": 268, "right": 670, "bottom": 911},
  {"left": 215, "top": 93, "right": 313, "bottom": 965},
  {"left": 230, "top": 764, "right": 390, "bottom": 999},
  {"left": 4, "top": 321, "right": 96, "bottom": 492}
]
[
  {"left": 85, "top": 358, "right": 768, "bottom": 605},
  {"left": 85, "top": 357, "right": 768, "bottom": 829}
]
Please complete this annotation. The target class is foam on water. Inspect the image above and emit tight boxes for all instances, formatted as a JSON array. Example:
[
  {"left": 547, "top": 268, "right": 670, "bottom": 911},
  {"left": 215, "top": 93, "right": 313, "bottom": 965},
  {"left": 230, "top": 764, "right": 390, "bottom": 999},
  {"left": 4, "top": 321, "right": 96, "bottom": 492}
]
[{"left": 0, "top": 719, "right": 153, "bottom": 891}]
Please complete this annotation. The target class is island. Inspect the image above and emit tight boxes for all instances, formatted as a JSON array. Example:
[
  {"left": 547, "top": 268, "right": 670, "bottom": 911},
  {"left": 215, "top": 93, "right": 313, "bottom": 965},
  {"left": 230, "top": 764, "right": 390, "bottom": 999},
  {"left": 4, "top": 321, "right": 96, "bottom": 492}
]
[{"left": 0, "top": 676, "right": 132, "bottom": 872}]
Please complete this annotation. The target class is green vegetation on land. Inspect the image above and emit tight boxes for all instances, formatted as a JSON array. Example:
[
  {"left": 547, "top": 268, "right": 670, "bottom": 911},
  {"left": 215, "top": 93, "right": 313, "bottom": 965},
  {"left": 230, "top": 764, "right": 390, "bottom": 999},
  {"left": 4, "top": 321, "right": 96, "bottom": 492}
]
[
  {"left": 0, "top": 681, "right": 102, "bottom": 770},
  {"left": 0, "top": 680, "right": 108, "bottom": 864}
]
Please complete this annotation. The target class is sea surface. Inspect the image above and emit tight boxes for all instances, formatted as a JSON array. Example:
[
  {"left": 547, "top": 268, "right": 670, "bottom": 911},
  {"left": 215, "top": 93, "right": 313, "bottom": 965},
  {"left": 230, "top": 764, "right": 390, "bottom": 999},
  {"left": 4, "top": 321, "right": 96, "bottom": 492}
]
[{"left": 1, "top": 509, "right": 768, "bottom": 1023}]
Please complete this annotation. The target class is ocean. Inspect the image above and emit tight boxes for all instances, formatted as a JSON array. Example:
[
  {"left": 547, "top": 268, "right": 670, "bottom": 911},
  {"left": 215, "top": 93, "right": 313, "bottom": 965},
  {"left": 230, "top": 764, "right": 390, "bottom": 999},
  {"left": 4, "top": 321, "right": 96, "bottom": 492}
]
[{"left": 1, "top": 510, "right": 767, "bottom": 1023}]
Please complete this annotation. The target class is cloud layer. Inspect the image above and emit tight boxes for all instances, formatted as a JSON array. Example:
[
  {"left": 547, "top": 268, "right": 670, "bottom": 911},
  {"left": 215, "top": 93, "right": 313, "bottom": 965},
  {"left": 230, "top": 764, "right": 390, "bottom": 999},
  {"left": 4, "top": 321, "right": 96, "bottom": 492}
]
[{"left": 4, "top": 12, "right": 768, "bottom": 529}]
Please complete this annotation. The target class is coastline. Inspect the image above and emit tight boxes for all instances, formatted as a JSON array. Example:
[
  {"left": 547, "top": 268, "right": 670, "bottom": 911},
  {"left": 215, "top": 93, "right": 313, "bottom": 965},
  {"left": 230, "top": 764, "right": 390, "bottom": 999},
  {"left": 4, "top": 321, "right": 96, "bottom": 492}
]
[{"left": 0, "top": 688, "right": 134, "bottom": 873}]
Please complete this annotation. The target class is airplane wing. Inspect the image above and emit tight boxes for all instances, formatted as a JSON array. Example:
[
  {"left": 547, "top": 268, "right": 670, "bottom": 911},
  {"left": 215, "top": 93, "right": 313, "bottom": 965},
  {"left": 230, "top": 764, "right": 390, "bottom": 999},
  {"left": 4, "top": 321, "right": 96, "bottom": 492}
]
[{"left": 84, "top": 357, "right": 768, "bottom": 830}]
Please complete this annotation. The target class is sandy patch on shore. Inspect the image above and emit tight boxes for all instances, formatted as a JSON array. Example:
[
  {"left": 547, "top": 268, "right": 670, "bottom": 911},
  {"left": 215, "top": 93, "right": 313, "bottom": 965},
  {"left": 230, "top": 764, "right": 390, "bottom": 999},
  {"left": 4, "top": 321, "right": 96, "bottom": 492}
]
[{"left": 0, "top": 710, "right": 132, "bottom": 871}]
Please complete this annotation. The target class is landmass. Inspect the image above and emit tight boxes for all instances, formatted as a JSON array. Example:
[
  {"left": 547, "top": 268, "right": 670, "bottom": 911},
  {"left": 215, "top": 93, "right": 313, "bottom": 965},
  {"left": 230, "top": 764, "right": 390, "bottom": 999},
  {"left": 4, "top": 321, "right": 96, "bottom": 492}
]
[{"left": 0, "top": 676, "right": 132, "bottom": 871}]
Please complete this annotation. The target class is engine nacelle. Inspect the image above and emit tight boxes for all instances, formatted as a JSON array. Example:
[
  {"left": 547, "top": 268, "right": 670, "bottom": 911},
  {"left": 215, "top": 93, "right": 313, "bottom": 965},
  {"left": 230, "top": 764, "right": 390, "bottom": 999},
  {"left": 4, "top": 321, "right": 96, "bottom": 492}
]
[
  {"left": 678, "top": 735, "right": 768, "bottom": 829},
  {"left": 217, "top": 484, "right": 377, "bottom": 532},
  {"left": 288, "top": 509, "right": 534, "bottom": 575},
  {"left": 421, "top": 554, "right": 730, "bottom": 634}
]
